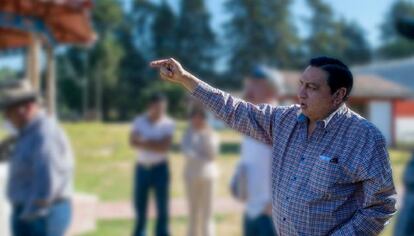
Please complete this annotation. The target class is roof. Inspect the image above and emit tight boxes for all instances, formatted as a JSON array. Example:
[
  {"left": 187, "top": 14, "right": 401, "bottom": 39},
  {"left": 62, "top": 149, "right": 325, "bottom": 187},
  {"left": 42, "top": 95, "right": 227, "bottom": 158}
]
[
  {"left": 275, "top": 70, "right": 413, "bottom": 99},
  {"left": 0, "top": 0, "right": 96, "bottom": 49},
  {"left": 353, "top": 57, "right": 414, "bottom": 91}
]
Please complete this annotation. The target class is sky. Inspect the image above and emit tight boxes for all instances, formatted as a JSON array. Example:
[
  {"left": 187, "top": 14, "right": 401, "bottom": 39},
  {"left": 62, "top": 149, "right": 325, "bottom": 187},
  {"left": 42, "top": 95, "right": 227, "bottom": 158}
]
[
  {"left": 202, "top": 0, "right": 396, "bottom": 47},
  {"left": 0, "top": 0, "right": 399, "bottom": 70}
]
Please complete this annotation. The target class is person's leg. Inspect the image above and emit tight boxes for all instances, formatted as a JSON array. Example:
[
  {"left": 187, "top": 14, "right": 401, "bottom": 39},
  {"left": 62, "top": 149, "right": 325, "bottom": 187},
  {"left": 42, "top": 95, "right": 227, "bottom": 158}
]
[
  {"left": 243, "top": 214, "right": 257, "bottom": 236},
  {"left": 133, "top": 164, "right": 151, "bottom": 236},
  {"left": 185, "top": 173, "right": 199, "bottom": 236},
  {"left": 11, "top": 205, "right": 28, "bottom": 236},
  {"left": 257, "top": 214, "right": 277, "bottom": 236},
  {"left": 200, "top": 178, "right": 215, "bottom": 236},
  {"left": 153, "top": 162, "right": 170, "bottom": 236},
  {"left": 46, "top": 200, "right": 72, "bottom": 236}
]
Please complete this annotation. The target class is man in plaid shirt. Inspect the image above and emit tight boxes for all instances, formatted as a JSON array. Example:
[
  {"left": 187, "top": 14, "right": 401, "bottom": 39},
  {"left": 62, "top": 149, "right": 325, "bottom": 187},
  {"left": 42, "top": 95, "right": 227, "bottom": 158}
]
[{"left": 150, "top": 56, "right": 396, "bottom": 236}]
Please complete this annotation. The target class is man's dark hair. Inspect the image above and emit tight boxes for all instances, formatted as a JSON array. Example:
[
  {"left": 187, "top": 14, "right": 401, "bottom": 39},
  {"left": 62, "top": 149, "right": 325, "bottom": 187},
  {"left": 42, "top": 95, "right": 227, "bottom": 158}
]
[
  {"left": 309, "top": 56, "right": 353, "bottom": 101},
  {"left": 148, "top": 92, "right": 167, "bottom": 104}
]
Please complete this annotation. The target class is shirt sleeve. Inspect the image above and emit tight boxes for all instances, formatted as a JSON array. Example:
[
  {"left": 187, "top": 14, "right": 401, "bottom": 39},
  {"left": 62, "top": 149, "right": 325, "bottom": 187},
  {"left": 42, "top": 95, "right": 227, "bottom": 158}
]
[
  {"left": 131, "top": 117, "right": 142, "bottom": 135},
  {"left": 331, "top": 135, "right": 397, "bottom": 235},
  {"left": 191, "top": 81, "right": 279, "bottom": 145},
  {"left": 164, "top": 120, "right": 176, "bottom": 137},
  {"left": 181, "top": 128, "right": 196, "bottom": 159}
]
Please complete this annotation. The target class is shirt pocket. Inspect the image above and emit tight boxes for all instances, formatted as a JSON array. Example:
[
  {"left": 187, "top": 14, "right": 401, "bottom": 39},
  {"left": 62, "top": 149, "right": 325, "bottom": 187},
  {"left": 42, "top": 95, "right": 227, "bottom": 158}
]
[{"left": 307, "top": 158, "right": 342, "bottom": 197}]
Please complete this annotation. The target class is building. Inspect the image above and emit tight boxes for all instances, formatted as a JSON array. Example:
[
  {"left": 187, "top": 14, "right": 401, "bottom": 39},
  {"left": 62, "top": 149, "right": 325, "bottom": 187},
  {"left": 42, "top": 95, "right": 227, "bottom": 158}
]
[{"left": 354, "top": 58, "right": 414, "bottom": 145}]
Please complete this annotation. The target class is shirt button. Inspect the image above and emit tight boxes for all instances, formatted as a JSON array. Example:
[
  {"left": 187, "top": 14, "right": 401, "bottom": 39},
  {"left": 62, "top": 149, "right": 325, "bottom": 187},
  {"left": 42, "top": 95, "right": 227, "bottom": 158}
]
[
  {"left": 286, "top": 197, "right": 289, "bottom": 200},
  {"left": 300, "top": 157, "right": 305, "bottom": 161},
  {"left": 283, "top": 218, "right": 286, "bottom": 221},
  {"left": 292, "top": 177, "right": 297, "bottom": 181}
]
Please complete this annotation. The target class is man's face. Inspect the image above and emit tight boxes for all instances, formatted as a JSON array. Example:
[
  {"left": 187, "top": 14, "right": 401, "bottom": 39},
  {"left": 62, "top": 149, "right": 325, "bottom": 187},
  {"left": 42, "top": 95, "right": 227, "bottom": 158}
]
[
  {"left": 297, "top": 66, "right": 337, "bottom": 121},
  {"left": 191, "top": 113, "right": 206, "bottom": 130},
  {"left": 3, "top": 104, "right": 25, "bottom": 129},
  {"left": 148, "top": 100, "right": 167, "bottom": 120},
  {"left": 244, "top": 79, "right": 276, "bottom": 104}
]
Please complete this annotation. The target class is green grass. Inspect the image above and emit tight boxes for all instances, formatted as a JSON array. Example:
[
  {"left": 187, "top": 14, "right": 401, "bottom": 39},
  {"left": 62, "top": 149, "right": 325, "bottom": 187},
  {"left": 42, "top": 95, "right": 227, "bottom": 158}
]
[
  {"left": 61, "top": 122, "right": 412, "bottom": 236},
  {"left": 66, "top": 122, "right": 240, "bottom": 201},
  {"left": 81, "top": 214, "right": 242, "bottom": 236}
]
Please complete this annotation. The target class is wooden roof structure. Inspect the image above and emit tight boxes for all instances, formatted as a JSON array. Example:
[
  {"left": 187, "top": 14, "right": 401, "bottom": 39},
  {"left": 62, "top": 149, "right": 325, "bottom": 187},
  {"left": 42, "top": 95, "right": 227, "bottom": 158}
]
[
  {"left": 0, "top": 0, "right": 96, "bottom": 115},
  {"left": 0, "top": 0, "right": 96, "bottom": 49}
]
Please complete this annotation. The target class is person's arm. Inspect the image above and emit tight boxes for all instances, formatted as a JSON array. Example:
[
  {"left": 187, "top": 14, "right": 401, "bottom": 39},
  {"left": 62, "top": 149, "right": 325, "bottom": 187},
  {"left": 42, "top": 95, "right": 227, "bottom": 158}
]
[
  {"left": 140, "top": 136, "right": 173, "bottom": 152},
  {"left": 331, "top": 139, "right": 397, "bottom": 235},
  {"left": 130, "top": 132, "right": 173, "bottom": 152},
  {"left": 181, "top": 128, "right": 197, "bottom": 158},
  {"left": 150, "top": 58, "right": 278, "bottom": 145}
]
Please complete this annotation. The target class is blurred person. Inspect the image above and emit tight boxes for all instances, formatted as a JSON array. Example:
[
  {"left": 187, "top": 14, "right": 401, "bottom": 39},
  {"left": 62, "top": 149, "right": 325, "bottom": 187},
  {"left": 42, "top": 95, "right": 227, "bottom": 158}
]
[
  {"left": 181, "top": 107, "right": 219, "bottom": 236},
  {"left": 130, "top": 93, "right": 175, "bottom": 236},
  {"left": 0, "top": 79, "right": 74, "bottom": 236},
  {"left": 235, "top": 66, "right": 280, "bottom": 236},
  {"left": 150, "top": 57, "right": 396, "bottom": 235},
  {"left": 394, "top": 151, "right": 414, "bottom": 236}
]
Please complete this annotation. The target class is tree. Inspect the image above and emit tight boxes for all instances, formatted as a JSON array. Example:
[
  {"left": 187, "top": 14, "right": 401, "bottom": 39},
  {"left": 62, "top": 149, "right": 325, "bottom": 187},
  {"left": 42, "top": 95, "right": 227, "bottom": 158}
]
[
  {"left": 89, "top": 0, "right": 124, "bottom": 120},
  {"left": 378, "top": 0, "right": 414, "bottom": 59},
  {"left": 224, "top": 0, "right": 301, "bottom": 78},
  {"left": 175, "top": 0, "right": 217, "bottom": 78},
  {"left": 57, "top": 0, "right": 124, "bottom": 120},
  {"left": 151, "top": 0, "right": 178, "bottom": 58},
  {"left": 116, "top": 19, "right": 149, "bottom": 120},
  {"left": 305, "top": 0, "right": 371, "bottom": 65}
]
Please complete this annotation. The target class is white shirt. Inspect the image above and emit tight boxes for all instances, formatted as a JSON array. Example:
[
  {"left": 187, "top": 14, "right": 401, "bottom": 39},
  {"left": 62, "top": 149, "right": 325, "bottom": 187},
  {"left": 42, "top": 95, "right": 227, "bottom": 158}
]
[
  {"left": 132, "top": 114, "right": 175, "bottom": 165},
  {"left": 240, "top": 136, "right": 272, "bottom": 219}
]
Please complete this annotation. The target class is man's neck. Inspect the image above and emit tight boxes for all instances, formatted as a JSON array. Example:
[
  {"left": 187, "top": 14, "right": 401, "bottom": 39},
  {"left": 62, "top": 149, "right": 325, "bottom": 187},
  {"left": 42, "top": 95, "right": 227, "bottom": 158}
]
[{"left": 307, "top": 103, "right": 343, "bottom": 135}]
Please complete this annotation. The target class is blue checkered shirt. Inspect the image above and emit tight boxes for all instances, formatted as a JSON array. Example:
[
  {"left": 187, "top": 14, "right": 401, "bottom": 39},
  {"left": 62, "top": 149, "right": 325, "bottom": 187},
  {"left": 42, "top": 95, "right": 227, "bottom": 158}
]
[{"left": 191, "top": 82, "right": 396, "bottom": 236}]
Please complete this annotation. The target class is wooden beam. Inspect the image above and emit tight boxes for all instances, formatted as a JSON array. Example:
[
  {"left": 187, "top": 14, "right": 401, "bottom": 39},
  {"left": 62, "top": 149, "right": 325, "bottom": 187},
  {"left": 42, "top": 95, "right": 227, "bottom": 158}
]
[
  {"left": 46, "top": 45, "right": 56, "bottom": 116},
  {"left": 26, "top": 33, "right": 41, "bottom": 92}
]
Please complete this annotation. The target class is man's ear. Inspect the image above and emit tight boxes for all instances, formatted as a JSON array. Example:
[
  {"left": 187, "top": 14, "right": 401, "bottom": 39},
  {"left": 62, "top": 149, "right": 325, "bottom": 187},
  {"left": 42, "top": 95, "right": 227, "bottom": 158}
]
[{"left": 333, "top": 88, "right": 347, "bottom": 105}]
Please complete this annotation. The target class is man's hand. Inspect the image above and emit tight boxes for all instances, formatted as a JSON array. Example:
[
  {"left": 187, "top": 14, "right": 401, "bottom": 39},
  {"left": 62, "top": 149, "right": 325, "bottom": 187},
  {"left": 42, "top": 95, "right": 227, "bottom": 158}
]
[{"left": 150, "top": 58, "right": 200, "bottom": 92}]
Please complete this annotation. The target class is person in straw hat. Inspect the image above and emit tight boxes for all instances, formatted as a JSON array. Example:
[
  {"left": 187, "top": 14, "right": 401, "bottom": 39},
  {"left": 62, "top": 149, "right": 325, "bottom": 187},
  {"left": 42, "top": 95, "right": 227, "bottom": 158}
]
[{"left": 0, "top": 79, "right": 74, "bottom": 236}]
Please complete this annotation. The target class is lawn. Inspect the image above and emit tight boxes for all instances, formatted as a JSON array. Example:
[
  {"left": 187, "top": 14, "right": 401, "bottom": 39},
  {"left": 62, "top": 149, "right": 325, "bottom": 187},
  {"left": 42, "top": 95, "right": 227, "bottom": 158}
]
[{"left": 62, "top": 122, "right": 411, "bottom": 235}]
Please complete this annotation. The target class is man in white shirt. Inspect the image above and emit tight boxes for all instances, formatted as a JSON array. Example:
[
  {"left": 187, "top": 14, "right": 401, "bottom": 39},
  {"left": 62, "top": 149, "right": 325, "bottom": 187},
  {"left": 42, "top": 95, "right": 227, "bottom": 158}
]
[
  {"left": 239, "top": 66, "right": 282, "bottom": 236},
  {"left": 130, "top": 93, "right": 175, "bottom": 236}
]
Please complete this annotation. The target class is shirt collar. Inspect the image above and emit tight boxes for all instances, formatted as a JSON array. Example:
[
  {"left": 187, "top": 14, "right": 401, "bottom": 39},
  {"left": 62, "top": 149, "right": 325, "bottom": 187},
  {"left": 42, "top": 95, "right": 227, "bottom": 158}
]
[
  {"left": 322, "top": 104, "right": 346, "bottom": 128},
  {"left": 296, "top": 104, "right": 347, "bottom": 128}
]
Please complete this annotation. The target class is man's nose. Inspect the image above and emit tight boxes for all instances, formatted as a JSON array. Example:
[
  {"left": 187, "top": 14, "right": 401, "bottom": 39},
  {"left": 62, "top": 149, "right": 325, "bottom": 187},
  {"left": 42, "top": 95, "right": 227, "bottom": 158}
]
[{"left": 297, "top": 86, "right": 307, "bottom": 99}]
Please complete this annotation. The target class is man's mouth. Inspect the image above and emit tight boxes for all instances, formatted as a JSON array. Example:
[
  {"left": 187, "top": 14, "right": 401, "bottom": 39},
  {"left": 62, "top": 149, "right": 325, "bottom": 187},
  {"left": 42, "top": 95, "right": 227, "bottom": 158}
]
[{"left": 300, "top": 102, "right": 307, "bottom": 109}]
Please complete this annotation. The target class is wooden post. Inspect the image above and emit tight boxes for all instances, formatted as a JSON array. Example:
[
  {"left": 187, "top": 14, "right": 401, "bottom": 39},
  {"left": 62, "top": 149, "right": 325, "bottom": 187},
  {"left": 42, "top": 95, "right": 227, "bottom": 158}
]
[
  {"left": 26, "top": 33, "right": 41, "bottom": 92},
  {"left": 46, "top": 45, "right": 56, "bottom": 116}
]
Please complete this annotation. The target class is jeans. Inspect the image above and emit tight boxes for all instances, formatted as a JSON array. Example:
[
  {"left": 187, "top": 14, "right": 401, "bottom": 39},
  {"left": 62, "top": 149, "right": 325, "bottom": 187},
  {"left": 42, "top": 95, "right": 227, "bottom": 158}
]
[
  {"left": 11, "top": 200, "right": 71, "bottom": 236},
  {"left": 133, "top": 162, "right": 170, "bottom": 236},
  {"left": 244, "top": 214, "right": 277, "bottom": 236}
]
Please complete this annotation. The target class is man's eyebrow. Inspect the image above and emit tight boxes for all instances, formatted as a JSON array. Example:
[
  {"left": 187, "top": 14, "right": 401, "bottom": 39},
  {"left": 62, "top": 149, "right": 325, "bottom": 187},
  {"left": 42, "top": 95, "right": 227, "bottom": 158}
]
[{"left": 299, "top": 79, "right": 320, "bottom": 87}]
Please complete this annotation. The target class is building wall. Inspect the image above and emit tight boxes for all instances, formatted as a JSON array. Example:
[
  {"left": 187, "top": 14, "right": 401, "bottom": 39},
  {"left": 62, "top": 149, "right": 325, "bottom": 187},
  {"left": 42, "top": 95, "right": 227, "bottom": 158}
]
[
  {"left": 368, "top": 101, "right": 392, "bottom": 145},
  {"left": 395, "top": 100, "right": 414, "bottom": 144},
  {"left": 396, "top": 118, "right": 414, "bottom": 144}
]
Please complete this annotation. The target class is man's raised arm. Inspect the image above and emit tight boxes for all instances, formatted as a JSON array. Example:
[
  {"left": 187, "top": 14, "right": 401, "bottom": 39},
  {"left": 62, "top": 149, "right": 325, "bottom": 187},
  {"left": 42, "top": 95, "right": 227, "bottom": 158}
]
[{"left": 150, "top": 58, "right": 278, "bottom": 145}]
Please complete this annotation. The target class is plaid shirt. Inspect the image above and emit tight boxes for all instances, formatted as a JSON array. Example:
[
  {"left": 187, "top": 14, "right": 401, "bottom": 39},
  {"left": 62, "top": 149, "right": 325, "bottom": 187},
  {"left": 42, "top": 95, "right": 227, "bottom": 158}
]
[{"left": 191, "top": 82, "right": 396, "bottom": 236}]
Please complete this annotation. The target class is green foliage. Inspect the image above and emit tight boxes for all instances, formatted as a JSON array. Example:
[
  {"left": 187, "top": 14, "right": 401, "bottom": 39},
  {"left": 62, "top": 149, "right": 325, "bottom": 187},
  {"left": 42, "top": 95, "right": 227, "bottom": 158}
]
[
  {"left": 56, "top": 0, "right": 379, "bottom": 120},
  {"left": 378, "top": 0, "right": 414, "bottom": 59},
  {"left": 224, "top": 0, "right": 301, "bottom": 77},
  {"left": 175, "top": 0, "right": 217, "bottom": 77},
  {"left": 305, "top": 0, "right": 371, "bottom": 65},
  {"left": 0, "top": 67, "right": 19, "bottom": 81}
]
